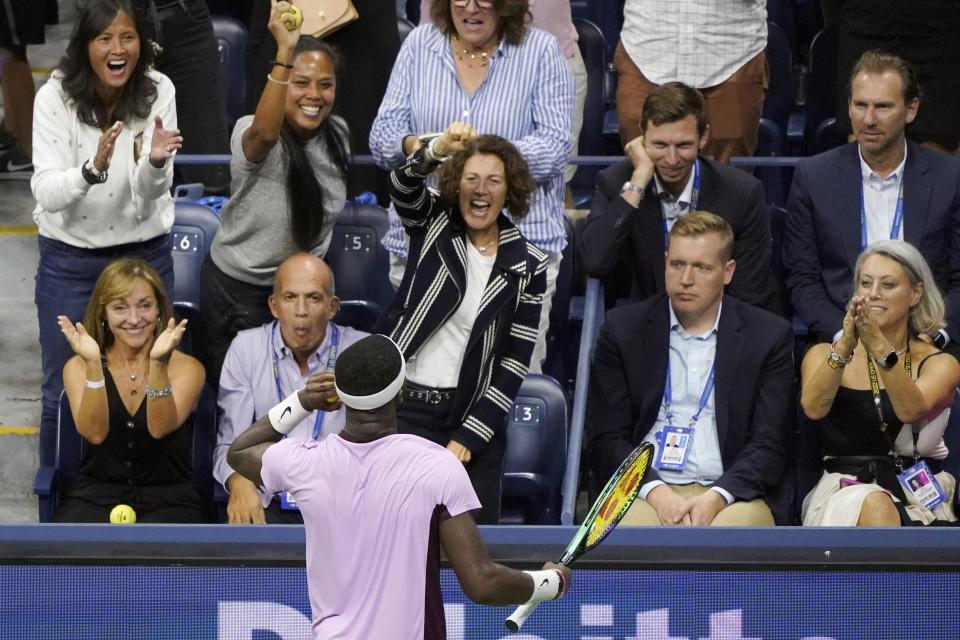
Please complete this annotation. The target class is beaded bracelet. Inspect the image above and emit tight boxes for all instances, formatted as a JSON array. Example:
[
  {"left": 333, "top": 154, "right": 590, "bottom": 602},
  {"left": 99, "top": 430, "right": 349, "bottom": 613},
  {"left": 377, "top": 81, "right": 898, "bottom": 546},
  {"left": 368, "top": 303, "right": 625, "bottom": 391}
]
[
  {"left": 270, "top": 60, "right": 293, "bottom": 69},
  {"left": 145, "top": 383, "right": 173, "bottom": 399}
]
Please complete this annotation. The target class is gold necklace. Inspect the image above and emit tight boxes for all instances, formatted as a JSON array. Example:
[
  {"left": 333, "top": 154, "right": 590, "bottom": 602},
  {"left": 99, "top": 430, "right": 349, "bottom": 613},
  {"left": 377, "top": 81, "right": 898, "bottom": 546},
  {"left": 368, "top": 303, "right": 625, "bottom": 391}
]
[
  {"left": 452, "top": 35, "right": 497, "bottom": 67},
  {"left": 476, "top": 239, "right": 496, "bottom": 253}
]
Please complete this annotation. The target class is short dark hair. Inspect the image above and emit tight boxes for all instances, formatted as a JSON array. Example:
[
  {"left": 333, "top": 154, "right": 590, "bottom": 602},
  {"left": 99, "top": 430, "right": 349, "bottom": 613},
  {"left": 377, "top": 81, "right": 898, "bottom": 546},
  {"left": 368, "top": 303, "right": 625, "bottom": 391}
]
[
  {"left": 848, "top": 49, "right": 921, "bottom": 105},
  {"left": 667, "top": 210, "right": 734, "bottom": 262},
  {"left": 436, "top": 134, "right": 535, "bottom": 220},
  {"left": 57, "top": 0, "right": 157, "bottom": 129},
  {"left": 336, "top": 335, "right": 403, "bottom": 397},
  {"left": 640, "top": 82, "right": 709, "bottom": 137},
  {"left": 430, "top": 0, "right": 530, "bottom": 46}
]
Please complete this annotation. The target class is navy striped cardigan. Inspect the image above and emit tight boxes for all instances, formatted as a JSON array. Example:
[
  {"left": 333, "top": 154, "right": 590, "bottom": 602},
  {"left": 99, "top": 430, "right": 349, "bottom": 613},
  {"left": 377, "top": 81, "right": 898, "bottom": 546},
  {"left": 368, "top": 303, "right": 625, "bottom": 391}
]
[{"left": 375, "top": 148, "right": 549, "bottom": 454}]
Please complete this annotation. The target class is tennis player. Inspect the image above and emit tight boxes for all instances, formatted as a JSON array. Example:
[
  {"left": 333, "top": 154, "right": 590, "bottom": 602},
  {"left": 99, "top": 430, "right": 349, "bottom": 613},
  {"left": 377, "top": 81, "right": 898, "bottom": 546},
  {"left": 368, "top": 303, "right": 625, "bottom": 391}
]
[{"left": 227, "top": 334, "right": 571, "bottom": 639}]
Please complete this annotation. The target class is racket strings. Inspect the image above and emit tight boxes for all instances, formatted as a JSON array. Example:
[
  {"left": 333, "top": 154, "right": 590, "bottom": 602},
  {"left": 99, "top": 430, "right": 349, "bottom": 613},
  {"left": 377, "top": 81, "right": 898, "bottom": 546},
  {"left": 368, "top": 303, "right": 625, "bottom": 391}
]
[{"left": 585, "top": 448, "right": 653, "bottom": 548}]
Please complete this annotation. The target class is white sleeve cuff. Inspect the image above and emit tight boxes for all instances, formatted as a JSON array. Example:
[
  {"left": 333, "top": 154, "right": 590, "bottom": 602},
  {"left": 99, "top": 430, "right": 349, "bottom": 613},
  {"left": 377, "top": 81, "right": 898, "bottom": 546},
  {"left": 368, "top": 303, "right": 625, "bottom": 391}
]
[
  {"left": 638, "top": 480, "right": 665, "bottom": 501},
  {"left": 709, "top": 486, "right": 735, "bottom": 505}
]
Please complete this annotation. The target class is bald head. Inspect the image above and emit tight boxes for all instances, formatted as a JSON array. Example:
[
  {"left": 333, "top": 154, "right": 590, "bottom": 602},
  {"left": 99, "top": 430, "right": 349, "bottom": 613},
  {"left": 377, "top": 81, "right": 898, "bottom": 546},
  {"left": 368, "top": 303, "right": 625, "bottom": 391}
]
[
  {"left": 269, "top": 253, "right": 340, "bottom": 369},
  {"left": 274, "top": 253, "right": 336, "bottom": 298}
]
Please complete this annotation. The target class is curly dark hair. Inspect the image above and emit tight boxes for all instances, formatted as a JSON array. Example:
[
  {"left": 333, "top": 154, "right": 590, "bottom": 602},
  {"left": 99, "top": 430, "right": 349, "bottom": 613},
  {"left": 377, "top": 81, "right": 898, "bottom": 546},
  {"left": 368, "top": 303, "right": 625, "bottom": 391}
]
[
  {"left": 430, "top": 0, "right": 530, "bottom": 46},
  {"left": 436, "top": 135, "right": 535, "bottom": 221},
  {"left": 57, "top": 0, "right": 157, "bottom": 129}
]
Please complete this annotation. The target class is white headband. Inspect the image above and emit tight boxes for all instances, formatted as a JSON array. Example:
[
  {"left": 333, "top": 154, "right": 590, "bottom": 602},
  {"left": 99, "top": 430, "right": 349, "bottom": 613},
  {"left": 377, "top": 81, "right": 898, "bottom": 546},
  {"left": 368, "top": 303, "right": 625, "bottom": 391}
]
[{"left": 334, "top": 337, "right": 406, "bottom": 410}]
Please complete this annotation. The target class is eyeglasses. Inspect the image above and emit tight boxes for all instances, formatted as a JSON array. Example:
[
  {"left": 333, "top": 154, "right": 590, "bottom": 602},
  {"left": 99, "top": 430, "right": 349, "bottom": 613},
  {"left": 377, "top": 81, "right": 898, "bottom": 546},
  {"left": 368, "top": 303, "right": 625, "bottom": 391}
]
[{"left": 452, "top": 0, "right": 494, "bottom": 9}]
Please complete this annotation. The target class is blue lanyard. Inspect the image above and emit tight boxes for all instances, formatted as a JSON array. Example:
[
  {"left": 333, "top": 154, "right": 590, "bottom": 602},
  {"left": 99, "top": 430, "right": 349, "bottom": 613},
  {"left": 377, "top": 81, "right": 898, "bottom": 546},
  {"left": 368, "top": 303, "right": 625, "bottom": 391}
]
[
  {"left": 656, "top": 160, "right": 701, "bottom": 250},
  {"left": 663, "top": 356, "right": 715, "bottom": 429},
  {"left": 270, "top": 321, "right": 340, "bottom": 439},
  {"left": 859, "top": 174, "right": 904, "bottom": 251}
]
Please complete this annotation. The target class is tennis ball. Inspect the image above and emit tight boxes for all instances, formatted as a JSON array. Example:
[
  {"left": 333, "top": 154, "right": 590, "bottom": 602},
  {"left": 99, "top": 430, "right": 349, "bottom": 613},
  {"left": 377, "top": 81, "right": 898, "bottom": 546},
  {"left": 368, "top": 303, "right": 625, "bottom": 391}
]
[
  {"left": 109, "top": 504, "right": 137, "bottom": 524},
  {"left": 281, "top": 5, "right": 303, "bottom": 31}
]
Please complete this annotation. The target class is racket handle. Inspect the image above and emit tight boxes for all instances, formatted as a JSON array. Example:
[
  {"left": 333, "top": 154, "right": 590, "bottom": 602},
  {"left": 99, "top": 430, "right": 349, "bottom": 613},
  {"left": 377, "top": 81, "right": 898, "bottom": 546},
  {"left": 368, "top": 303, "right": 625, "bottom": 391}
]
[{"left": 504, "top": 602, "right": 539, "bottom": 632}]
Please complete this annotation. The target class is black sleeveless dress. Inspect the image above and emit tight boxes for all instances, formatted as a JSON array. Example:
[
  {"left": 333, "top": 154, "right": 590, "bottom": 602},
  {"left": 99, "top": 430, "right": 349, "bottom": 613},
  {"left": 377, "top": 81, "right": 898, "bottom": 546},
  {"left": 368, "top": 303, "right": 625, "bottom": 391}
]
[{"left": 54, "top": 369, "right": 209, "bottom": 523}]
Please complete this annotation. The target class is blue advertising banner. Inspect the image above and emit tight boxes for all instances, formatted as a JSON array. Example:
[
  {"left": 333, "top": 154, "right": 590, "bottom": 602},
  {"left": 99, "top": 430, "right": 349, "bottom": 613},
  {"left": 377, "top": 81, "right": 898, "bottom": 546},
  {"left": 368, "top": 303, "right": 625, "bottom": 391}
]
[{"left": 2, "top": 565, "right": 959, "bottom": 639}]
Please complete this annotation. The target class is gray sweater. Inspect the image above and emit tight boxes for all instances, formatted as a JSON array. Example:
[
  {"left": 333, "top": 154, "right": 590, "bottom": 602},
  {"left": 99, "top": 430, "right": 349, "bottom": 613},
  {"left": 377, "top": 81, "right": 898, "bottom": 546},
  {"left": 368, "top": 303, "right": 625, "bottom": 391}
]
[{"left": 210, "top": 115, "right": 348, "bottom": 286}]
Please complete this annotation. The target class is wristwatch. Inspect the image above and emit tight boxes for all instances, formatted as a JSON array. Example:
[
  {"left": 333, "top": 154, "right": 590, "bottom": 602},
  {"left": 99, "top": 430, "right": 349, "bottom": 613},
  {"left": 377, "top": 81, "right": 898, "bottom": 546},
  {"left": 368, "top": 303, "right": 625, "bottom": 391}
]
[
  {"left": 933, "top": 330, "right": 947, "bottom": 349},
  {"left": 619, "top": 181, "right": 644, "bottom": 197},
  {"left": 873, "top": 348, "right": 899, "bottom": 370},
  {"left": 81, "top": 158, "right": 108, "bottom": 185}
]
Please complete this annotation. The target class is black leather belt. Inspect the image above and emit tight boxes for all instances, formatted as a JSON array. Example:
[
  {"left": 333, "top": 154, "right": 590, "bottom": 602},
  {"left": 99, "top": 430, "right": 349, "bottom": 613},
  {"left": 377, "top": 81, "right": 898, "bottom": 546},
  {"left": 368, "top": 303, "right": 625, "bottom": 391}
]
[{"left": 403, "top": 385, "right": 456, "bottom": 405}]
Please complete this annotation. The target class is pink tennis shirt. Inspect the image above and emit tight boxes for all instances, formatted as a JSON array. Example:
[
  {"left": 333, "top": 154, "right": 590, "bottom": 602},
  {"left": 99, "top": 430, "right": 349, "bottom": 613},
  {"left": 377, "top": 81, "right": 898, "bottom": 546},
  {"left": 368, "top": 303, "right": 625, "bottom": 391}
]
[{"left": 261, "top": 432, "right": 481, "bottom": 639}]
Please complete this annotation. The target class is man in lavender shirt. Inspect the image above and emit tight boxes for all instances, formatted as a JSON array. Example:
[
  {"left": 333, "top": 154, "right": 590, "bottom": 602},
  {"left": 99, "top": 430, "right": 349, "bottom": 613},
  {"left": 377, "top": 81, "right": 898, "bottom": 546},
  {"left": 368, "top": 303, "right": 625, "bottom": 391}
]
[
  {"left": 213, "top": 253, "right": 367, "bottom": 525},
  {"left": 228, "top": 334, "right": 571, "bottom": 639}
]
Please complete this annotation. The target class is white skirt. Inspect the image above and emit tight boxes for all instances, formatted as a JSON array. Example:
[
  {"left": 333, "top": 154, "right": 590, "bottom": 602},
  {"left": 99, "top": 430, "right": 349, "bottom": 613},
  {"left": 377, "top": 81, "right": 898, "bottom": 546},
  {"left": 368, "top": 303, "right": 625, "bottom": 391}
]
[{"left": 802, "top": 470, "right": 957, "bottom": 526}]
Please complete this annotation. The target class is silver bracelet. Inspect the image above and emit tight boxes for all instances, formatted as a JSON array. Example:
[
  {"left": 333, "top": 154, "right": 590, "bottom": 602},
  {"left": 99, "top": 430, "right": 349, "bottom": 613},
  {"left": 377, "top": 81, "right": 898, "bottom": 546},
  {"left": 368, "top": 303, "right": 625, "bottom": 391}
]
[
  {"left": 145, "top": 383, "right": 173, "bottom": 399},
  {"left": 84, "top": 377, "right": 106, "bottom": 389}
]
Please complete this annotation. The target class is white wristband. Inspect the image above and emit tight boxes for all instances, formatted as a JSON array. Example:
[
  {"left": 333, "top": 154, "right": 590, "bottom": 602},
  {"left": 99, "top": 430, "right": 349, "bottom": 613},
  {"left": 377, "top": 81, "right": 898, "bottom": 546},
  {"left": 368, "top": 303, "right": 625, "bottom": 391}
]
[
  {"left": 268, "top": 390, "right": 311, "bottom": 435},
  {"left": 522, "top": 569, "right": 564, "bottom": 604},
  {"left": 84, "top": 377, "right": 106, "bottom": 389}
]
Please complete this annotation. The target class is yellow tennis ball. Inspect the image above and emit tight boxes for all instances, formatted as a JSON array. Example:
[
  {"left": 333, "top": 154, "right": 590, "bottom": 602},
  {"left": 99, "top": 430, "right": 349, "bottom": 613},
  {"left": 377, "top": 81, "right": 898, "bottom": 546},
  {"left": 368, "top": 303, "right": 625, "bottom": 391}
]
[
  {"left": 109, "top": 504, "right": 137, "bottom": 524},
  {"left": 281, "top": 5, "right": 303, "bottom": 31}
]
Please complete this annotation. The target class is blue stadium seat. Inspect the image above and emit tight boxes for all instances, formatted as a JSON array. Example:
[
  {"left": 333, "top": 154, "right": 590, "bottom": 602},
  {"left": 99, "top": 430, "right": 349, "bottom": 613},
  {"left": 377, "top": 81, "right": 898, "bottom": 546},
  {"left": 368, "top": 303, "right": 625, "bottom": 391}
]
[
  {"left": 326, "top": 202, "right": 394, "bottom": 332},
  {"left": 764, "top": 20, "right": 793, "bottom": 149},
  {"left": 755, "top": 118, "right": 788, "bottom": 205},
  {"left": 34, "top": 385, "right": 218, "bottom": 523},
  {"left": 171, "top": 200, "right": 221, "bottom": 310},
  {"left": 500, "top": 374, "right": 570, "bottom": 525},
  {"left": 211, "top": 14, "right": 248, "bottom": 129},
  {"left": 569, "top": 18, "right": 607, "bottom": 209},
  {"left": 805, "top": 23, "right": 844, "bottom": 153},
  {"left": 571, "top": 0, "right": 624, "bottom": 59}
]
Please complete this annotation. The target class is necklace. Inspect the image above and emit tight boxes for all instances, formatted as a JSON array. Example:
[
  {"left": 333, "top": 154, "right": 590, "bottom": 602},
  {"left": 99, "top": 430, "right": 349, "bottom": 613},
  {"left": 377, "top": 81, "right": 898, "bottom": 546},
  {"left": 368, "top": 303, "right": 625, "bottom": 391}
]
[
  {"left": 474, "top": 238, "right": 497, "bottom": 253},
  {"left": 112, "top": 356, "right": 147, "bottom": 396},
  {"left": 452, "top": 35, "right": 497, "bottom": 67}
]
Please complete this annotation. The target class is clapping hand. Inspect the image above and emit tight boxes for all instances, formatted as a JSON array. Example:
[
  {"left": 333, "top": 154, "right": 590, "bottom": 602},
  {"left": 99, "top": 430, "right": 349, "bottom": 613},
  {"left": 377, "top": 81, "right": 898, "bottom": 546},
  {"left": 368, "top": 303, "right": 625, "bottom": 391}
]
[
  {"left": 150, "top": 317, "right": 188, "bottom": 362},
  {"left": 58, "top": 316, "right": 101, "bottom": 363},
  {"left": 432, "top": 121, "right": 478, "bottom": 158},
  {"left": 94, "top": 121, "right": 123, "bottom": 172},
  {"left": 836, "top": 299, "right": 860, "bottom": 357},
  {"left": 148, "top": 116, "right": 182, "bottom": 168},
  {"left": 850, "top": 295, "right": 886, "bottom": 355}
]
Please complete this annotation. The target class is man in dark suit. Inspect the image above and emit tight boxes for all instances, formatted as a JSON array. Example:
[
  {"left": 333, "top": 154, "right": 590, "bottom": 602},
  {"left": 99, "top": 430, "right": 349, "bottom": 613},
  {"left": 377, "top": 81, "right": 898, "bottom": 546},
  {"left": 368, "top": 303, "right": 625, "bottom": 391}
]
[
  {"left": 585, "top": 212, "right": 795, "bottom": 525},
  {"left": 579, "top": 82, "right": 778, "bottom": 312},
  {"left": 784, "top": 50, "right": 960, "bottom": 349}
]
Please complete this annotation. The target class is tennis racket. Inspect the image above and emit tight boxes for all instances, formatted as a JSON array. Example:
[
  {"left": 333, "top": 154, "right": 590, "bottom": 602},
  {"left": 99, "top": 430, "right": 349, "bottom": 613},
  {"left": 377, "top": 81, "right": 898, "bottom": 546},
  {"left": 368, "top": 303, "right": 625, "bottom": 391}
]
[{"left": 504, "top": 441, "right": 655, "bottom": 632}]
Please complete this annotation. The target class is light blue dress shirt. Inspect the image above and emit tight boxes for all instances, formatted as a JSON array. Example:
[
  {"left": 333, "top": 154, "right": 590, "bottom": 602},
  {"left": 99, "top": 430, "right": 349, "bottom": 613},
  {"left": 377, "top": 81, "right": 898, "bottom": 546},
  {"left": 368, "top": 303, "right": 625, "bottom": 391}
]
[{"left": 639, "top": 303, "right": 735, "bottom": 504}]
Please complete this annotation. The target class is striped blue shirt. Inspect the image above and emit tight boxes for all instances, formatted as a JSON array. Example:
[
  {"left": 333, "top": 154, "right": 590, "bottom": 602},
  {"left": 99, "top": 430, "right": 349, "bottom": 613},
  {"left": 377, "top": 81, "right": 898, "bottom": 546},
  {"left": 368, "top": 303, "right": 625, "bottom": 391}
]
[{"left": 369, "top": 24, "right": 574, "bottom": 255}]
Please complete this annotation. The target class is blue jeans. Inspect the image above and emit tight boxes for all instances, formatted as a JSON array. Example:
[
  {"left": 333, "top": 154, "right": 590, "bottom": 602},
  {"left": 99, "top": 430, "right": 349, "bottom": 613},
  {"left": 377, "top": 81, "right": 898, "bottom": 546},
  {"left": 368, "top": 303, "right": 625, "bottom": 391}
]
[{"left": 35, "top": 235, "right": 174, "bottom": 467}]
